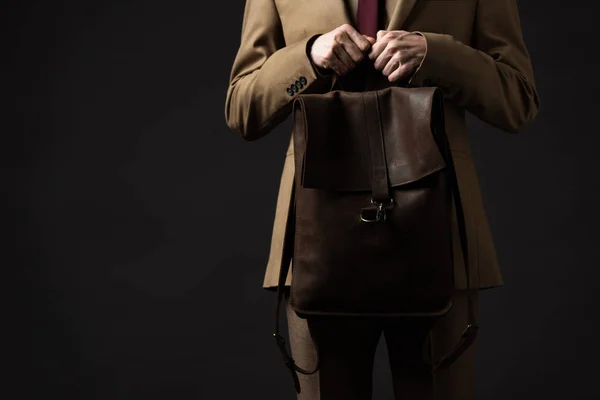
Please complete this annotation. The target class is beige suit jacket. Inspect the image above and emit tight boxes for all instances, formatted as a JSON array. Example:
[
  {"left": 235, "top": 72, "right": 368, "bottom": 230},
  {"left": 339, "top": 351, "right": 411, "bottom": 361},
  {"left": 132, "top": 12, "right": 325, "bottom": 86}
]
[{"left": 224, "top": 0, "right": 540, "bottom": 291}]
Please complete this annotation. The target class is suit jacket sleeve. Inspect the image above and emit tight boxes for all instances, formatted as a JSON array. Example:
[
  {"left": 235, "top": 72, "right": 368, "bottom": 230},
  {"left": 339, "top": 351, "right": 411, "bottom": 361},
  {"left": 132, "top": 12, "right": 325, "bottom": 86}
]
[
  {"left": 224, "top": 0, "right": 334, "bottom": 141},
  {"left": 407, "top": 0, "right": 540, "bottom": 133}
]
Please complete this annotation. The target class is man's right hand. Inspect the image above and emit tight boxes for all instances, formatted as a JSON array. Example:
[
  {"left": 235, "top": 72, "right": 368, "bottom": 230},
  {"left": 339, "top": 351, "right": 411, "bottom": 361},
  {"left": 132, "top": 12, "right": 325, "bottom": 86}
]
[{"left": 309, "top": 24, "right": 376, "bottom": 76}]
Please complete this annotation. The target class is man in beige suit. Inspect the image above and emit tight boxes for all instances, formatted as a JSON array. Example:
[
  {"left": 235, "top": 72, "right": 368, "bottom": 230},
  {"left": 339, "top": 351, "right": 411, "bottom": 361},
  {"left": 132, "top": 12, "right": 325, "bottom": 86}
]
[{"left": 225, "top": 0, "right": 539, "bottom": 398}]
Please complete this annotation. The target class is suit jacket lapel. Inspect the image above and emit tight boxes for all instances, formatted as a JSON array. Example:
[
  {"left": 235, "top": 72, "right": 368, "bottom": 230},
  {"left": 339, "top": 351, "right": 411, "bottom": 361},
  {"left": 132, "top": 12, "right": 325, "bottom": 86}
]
[
  {"left": 328, "top": 0, "right": 354, "bottom": 29},
  {"left": 386, "top": 0, "right": 418, "bottom": 31}
]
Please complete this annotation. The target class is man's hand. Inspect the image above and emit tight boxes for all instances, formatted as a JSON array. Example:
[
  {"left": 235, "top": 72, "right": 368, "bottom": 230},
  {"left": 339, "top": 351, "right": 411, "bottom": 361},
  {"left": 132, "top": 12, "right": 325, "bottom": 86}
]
[
  {"left": 310, "top": 24, "right": 376, "bottom": 76},
  {"left": 368, "top": 30, "right": 426, "bottom": 83}
]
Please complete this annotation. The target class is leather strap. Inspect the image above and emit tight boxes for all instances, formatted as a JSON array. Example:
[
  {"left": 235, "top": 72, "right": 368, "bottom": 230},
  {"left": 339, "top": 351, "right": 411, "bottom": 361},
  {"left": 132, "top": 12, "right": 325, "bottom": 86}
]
[
  {"left": 273, "top": 84, "right": 477, "bottom": 394},
  {"left": 363, "top": 91, "right": 391, "bottom": 204},
  {"left": 430, "top": 117, "right": 478, "bottom": 371},
  {"left": 273, "top": 180, "right": 320, "bottom": 394}
]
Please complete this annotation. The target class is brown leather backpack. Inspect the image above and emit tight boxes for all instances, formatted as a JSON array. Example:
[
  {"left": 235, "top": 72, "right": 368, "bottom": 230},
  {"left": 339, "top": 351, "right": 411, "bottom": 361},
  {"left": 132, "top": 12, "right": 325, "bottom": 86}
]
[{"left": 273, "top": 76, "right": 477, "bottom": 394}]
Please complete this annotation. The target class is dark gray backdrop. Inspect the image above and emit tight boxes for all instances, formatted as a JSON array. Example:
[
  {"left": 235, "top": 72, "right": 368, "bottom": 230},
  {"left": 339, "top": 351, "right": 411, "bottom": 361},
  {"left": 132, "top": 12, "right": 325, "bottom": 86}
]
[{"left": 4, "top": 0, "right": 599, "bottom": 399}]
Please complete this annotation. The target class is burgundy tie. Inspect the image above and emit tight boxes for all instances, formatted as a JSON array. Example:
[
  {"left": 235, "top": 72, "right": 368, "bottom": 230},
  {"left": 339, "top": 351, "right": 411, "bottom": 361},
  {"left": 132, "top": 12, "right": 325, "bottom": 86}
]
[{"left": 356, "top": 0, "right": 380, "bottom": 38}]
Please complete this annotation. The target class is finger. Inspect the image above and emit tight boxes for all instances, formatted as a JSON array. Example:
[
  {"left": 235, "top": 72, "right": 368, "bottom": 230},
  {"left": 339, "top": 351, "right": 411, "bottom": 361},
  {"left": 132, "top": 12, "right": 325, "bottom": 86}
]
[
  {"left": 381, "top": 56, "right": 396, "bottom": 76},
  {"left": 339, "top": 32, "right": 367, "bottom": 64},
  {"left": 332, "top": 42, "right": 355, "bottom": 74},
  {"left": 333, "top": 29, "right": 368, "bottom": 69},
  {"left": 342, "top": 24, "right": 372, "bottom": 53},
  {"left": 374, "top": 45, "right": 393, "bottom": 70},
  {"left": 327, "top": 54, "right": 346, "bottom": 76},
  {"left": 369, "top": 30, "right": 393, "bottom": 61},
  {"left": 368, "top": 39, "right": 386, "bottom": 61},
  {"left": 382, "top": 55, "right": 403, "bottom": 77},
  {"left": 387, "top": 64, "right": 409, "bottom": 82}
]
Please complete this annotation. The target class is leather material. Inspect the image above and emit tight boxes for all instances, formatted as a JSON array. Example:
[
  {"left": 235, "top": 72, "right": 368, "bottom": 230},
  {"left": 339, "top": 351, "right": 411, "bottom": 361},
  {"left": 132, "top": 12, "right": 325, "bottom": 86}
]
[
  {"left": 300, "top": 87, "right": 446, "bottom": 193},
  {"left": 273, "top": 80, "right": 478, "bottom": 393},
  {"left": 290, "top": 85, "right": 457, "bottom": 317}
]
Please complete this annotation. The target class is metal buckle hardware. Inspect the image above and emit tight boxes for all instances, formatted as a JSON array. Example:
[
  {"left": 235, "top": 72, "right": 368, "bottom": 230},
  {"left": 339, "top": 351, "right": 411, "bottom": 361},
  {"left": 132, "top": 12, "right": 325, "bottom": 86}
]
[{"left": 359, "top": 197, "right": 394, "bottom": 223}]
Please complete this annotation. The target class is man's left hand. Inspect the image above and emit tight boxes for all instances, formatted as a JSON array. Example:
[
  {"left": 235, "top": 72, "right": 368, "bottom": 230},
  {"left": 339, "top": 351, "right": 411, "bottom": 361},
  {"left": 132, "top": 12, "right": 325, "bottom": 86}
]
[{"left": 367, "top": 30, "right": 426, "bottom": 83}]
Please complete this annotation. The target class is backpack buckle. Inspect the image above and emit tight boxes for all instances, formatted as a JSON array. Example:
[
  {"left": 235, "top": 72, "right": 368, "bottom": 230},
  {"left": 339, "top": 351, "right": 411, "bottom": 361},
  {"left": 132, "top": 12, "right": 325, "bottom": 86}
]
[{"left": 360, "top": 198, "right": 394, "bottom": 223}]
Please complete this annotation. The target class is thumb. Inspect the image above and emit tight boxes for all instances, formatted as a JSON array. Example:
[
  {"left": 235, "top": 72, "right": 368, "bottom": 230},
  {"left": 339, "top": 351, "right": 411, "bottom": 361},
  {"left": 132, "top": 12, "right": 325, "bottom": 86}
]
[{"left": 377, "top": 30, "right": 387, "bottom": 41}]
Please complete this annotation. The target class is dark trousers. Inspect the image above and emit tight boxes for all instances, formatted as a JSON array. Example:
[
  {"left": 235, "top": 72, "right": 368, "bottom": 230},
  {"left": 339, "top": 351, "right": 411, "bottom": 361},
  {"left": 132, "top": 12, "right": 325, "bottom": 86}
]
[{"left": 284, "top": 288, "right": 479, "bottom": 400}]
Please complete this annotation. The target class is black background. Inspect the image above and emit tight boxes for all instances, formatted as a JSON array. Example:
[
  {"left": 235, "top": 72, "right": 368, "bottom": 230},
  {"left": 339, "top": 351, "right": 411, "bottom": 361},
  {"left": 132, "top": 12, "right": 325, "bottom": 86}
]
[{"left": 4, "top": 0, "right": 599, "bottom": 399}]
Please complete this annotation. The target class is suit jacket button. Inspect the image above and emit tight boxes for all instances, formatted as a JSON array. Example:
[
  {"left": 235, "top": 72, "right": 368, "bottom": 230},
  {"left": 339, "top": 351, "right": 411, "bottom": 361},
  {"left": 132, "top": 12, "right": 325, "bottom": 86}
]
[
  {"left": 299, "top": 76, "right": 307, "bottom": 85},
  {"left": 286, "top": 87, "right": 294, "bottom": 96},
  {"left": 295, "top": 79, "right": 303, "bottom": 89},
  {"left": 291, "top": 84, "right": 299, "bottom": 92}
]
